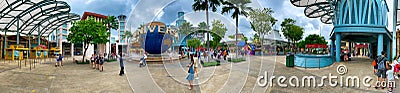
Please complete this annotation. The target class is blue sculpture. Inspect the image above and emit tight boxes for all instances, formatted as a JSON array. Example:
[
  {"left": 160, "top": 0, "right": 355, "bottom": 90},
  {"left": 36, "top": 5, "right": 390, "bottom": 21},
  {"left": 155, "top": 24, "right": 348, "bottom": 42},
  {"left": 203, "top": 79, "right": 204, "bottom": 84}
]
[{"left": 141, "top": 22, "right": 173, "bottom": 54}]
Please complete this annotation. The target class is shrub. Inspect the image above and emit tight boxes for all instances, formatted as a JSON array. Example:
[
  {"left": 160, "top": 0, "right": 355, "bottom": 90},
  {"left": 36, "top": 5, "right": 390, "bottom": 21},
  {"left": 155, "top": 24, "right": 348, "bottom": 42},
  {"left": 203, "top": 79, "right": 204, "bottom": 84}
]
[{"left": 202, "top": 62, "right": 220, "bottom": 67}]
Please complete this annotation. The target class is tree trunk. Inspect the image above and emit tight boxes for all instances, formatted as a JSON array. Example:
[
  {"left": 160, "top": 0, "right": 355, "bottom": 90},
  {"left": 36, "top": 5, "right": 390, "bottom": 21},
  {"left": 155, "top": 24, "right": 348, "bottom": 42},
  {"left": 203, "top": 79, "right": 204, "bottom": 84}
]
[
  {"left": 206, "top": 0, "right": 210, "bottom": 62},
  {"left": 83, "top": 43, "right": 89, "bottom": 62},
  {"left": 235, "top": 16, "right": 239, "bottom": 59}
]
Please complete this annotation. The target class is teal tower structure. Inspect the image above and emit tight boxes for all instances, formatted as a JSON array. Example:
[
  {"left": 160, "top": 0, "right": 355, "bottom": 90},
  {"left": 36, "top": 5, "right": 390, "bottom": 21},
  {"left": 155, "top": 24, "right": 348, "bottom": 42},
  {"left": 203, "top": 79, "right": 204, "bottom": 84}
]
[{"left": 291, "top": 0, "right": 393, "bottom": 62}]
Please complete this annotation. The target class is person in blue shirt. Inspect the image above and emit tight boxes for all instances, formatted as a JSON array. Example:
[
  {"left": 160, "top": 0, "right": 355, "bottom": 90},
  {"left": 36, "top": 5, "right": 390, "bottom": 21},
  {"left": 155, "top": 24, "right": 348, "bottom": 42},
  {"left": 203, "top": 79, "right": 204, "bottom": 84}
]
[{"left": 186, "top": 54, "right": 195, "bottom": 90}]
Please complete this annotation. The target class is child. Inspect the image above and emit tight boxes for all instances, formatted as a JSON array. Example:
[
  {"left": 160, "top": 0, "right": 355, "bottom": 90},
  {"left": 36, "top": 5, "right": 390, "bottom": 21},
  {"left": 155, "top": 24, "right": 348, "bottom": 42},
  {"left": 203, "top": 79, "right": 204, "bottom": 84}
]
[
  {"left": 386, "top": 65, "right": 394, "bottom": 93},
  {"left": 186, "top": 55, "right": 195, "bottom": 90}
]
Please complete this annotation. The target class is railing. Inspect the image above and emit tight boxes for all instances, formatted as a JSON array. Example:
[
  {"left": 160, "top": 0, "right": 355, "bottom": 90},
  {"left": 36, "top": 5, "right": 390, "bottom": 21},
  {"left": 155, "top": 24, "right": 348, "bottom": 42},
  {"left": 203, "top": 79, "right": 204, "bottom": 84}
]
[{"left": 303, "top": 58, "right": 322, "bottom": 69}]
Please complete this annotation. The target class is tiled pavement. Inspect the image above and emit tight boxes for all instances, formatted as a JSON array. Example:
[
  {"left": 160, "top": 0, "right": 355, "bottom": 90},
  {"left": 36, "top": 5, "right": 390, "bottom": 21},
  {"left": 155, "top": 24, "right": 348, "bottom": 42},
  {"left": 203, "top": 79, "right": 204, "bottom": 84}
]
[{"left": 1, "top": 55, "right": 398, "bottom": 93}]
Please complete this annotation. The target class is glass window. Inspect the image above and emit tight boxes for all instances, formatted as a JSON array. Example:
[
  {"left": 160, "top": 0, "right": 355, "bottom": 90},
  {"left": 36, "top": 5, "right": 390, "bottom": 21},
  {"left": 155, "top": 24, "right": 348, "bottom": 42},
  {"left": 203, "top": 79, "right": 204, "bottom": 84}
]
[
  {"left": 120, "top": 22, "right": 125, "bottom": 26},
  {"left": 120, "top": 31, "right": 124, "bottom": 35},
  {"left": 62, "top": 24, "right": 67, "bottom": 28},
  {"left": 62, "top": 36, "right": 67, "bottom": 40},
  {"left": 62, "top": 29, "right": 67, "bottom": 34}
]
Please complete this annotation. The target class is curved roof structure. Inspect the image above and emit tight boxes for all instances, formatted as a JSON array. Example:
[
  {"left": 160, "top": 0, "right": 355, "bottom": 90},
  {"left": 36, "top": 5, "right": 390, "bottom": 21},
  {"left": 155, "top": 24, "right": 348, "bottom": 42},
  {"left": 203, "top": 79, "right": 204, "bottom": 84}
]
[
  {"left": 290, "top": 0, "right": 334, "bottom": 24},
  {"left": 0, "top": 0, "right": 79, "bottom": 36}
]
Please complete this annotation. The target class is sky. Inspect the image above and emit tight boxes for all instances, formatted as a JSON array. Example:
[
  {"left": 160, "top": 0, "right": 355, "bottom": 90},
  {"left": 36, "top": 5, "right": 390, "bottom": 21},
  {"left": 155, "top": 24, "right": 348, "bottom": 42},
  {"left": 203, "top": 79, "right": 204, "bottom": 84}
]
[{"left": 60, "top": 0, "right": 398, "bottom": 42}]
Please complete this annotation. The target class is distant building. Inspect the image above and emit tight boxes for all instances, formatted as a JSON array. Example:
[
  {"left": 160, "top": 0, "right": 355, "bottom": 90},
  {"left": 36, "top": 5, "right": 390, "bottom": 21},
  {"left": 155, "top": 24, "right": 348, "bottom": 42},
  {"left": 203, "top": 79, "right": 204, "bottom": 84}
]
[
  {"left": 176, "top": 12, "right": 186, "bottom": 27},
  {"left": 117, "top": 15, "right": 127, "bottom": 55},
  {"left": 81, "top": 12, "right": 109, "bottom": 58}
]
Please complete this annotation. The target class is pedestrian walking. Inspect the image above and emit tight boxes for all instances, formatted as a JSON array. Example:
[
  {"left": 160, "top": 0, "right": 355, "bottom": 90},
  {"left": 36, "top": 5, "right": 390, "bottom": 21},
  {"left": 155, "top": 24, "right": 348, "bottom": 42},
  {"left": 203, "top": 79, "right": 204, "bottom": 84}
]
[
  {"left": 375, "top": 51, "right": 389, "bottom": 89},
  {"left": 386, "top": 65, "right": 394, "bottom": 92},
  {"left": 99, "top": 57, "right": 105, "bottom": 72},
  {"left": 95, "top": 55, "right": 100, "bottom": 70},
  {"left": 91, "top": 54, "right": 96, "bottom": 69},
  {"left": 119, "top": 54, "right": 125, "bottom": 76},
  {"left": 186, "top": 55, "right": 195, "bottom": 90}
]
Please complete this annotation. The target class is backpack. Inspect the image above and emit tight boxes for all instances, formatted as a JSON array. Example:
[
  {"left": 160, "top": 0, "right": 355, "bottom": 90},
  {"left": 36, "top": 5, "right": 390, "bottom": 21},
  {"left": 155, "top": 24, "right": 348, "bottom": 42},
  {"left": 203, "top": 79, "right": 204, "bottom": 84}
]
[{"left": 377, "top": 57, "right": 386, "bottom": 70}]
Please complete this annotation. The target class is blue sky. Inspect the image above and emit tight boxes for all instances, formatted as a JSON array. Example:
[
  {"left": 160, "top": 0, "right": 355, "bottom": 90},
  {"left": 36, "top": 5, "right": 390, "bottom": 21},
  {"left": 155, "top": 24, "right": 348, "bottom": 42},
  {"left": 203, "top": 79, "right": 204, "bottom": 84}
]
[{"left": 59, "top": 0, "right": 398, "bottom": 41}]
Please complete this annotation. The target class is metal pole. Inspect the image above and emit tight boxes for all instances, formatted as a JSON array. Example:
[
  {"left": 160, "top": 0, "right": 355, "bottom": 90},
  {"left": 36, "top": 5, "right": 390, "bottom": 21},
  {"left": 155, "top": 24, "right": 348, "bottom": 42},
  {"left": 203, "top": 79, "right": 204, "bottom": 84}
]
[{"left": 393, "top": 0, "right": 398, "bottom": 60}]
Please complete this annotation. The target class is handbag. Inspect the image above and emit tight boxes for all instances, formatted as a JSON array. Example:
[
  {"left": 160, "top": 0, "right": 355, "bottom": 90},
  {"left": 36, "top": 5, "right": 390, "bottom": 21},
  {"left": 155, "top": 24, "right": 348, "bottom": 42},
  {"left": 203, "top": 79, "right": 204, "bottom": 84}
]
[{"left": 372, "top": 60, "right": 377, "bottom": 66}]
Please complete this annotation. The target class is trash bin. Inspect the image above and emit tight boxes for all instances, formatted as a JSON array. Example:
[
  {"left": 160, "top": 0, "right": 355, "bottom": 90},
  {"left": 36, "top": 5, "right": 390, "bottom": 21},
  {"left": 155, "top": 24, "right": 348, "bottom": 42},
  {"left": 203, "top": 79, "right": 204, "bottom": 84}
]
[{"left": 286, "top": 53, "right": 294, "bottom": 67}]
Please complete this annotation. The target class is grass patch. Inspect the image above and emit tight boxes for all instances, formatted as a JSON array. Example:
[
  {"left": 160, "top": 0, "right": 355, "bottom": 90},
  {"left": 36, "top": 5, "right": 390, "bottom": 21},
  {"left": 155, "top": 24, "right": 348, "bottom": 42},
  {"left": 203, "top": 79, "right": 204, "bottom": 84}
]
[
  {"left": 202, "top": 62, "right": 220, "bottom": 67},
  {"left": 228, "top": 58, "right": 245, "bottom": 63},
  {"left": 76, "top": 61, "right": 90, "bottom": 64},
  {"left": 106, "top": 59, "right": 117, "bottom": 62}
]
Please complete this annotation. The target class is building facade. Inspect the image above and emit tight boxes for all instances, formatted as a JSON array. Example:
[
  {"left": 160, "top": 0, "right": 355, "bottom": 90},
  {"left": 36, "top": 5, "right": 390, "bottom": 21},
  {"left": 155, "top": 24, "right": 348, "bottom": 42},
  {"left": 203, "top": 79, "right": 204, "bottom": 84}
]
[{"left": 116, "top": 15, "right": 127, "bottom": 55}]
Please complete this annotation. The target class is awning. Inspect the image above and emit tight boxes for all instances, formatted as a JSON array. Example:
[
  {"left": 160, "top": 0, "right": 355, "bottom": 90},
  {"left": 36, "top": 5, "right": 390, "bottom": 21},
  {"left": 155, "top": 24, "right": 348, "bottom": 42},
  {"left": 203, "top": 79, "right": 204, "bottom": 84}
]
[{"left": 306, "top": 44, "right": 328, "bottom": 48}]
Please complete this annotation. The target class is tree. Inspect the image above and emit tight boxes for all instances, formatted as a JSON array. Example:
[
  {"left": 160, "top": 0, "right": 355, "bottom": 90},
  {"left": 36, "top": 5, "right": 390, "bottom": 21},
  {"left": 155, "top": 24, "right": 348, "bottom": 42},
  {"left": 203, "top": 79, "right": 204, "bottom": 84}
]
[
  {"left": 68, "top": 17, "right": 109, "bottom": 62},
  {"left": 193, "top": 0, "right": 222, "bottom": 62},
  {"left": 210, "top": 20, "right": 227, "bottom": 48},
  {"left": 253, "top": 33, "right": 259, "bottom": 45},
  {"left": 249, "top": 8, "right": 276, "bottom": 46},
  {"left": 178, "top": 22, "right": 193, "bottom": 36},
  {"left": 221, "top": 0, "right": 252, "bottom": 58},
  {"left": 210, "top": 20, "right": 227, "bottom": 37},
  {"left": 187, "top": 38, "right": 202, "bottom": 48},
  {"left": 122, "top": 31, "right": 133, "bottom": 56},
  {"left": 298, "top": 34, "right": 327, "bottom": 51},
  {"left": 198, "top": 22, "right": 208, "bottom": 30},
  {"left": 280, "top": 18, "right": 304, "bottom": 52},
  {"left": 242, "top": 36, "right": 248, "bottom": 42},
  {"left": 103, "top": 16, "right": 119, "bottom": 57}
]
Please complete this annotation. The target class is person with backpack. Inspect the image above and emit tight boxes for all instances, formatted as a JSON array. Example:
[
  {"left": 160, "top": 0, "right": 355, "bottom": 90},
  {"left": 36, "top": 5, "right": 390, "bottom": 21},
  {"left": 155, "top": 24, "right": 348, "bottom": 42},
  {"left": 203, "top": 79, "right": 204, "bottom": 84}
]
[{"left": 375, "top": 51, "right": 390, "bottom": 88}]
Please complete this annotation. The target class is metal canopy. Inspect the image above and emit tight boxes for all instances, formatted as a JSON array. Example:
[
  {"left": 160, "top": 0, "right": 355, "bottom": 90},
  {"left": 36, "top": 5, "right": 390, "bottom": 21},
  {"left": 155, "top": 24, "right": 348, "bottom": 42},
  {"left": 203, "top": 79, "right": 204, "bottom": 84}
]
[
  {"left": 290, "top": 0, "right": 334, "bottom": 24},
  {"left": 0, "top": 0, "right": 79, "bottom": 36}
]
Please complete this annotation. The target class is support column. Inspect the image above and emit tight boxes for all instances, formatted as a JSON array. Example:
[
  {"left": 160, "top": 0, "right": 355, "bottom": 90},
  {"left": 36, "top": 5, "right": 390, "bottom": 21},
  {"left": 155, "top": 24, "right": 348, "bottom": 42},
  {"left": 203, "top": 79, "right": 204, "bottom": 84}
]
[
  {"left": 38, "top": 26, "right": 41, "bottom": 45},
  {"left": 393, "top": 0, "right": 398, "bottom": 60},
  {"left": 335, "top": 33, "right": 341, "bottom": 62},
  {"left": 16, "top": 18, "right": 19, "bottom": 45},
  {"left": 378, "top": 34, "right": 383, "bottom": 56},
  {"left": 369, "top": 44, "right": 373, "bottom": 58},
  {"left": 71, "top": 43, "right": 74, "bottom": 57},
  {"left": 387, "top": 40, "right": 391, "bottom": 60},
  {"left": 28, "top": 35, "right": 31, "bottom": 58},
  {"left": 330, "top": 40, "right": 334, "bottom": 56},
  {"left": 3, "top": 31, "right": 6, "bottom": 58}
]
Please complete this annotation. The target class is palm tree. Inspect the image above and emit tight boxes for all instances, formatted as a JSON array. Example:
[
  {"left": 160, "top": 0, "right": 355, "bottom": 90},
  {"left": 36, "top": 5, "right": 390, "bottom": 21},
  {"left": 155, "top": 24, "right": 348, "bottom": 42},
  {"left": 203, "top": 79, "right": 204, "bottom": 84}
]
[
  {"left": 122, "top": 31, "right": 133, "bottom": 56},
  {"left": 221, "top": 0, "right": 252, "bottom": 58},
  {"left": 193, "top": 0, "right": 222, "bottom": 62},
  {"left": 103, "top": 16, "right": 119, "bottom": 58}
]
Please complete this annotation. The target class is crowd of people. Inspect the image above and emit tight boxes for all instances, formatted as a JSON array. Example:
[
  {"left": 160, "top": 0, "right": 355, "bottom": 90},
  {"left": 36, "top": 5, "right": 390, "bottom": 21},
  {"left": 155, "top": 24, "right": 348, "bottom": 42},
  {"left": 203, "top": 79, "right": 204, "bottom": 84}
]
[
  {"left": 372, "top": 51, "right": 399, "bottom": 93},
  {"left": 90, "top": 54, "right": 105, "bottom": 72}
]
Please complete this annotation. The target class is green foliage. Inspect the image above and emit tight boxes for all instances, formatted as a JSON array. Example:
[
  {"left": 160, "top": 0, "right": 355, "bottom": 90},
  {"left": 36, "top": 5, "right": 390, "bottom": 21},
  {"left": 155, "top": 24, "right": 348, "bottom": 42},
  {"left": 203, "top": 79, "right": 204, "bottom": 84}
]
[
  {"left": 297, "top": 34, "right": 327, "bottom": 49},
  {"left": 187, "top": 38, "right": 202, "bottom": 48},
  {"left": 68, "top": 17, "right": 109, "bottom": 61},
  {"left": 211, "top": 20, "right": 227, "bottom": 37},
  {"left": 242, "top": 37, "right": 248, "bottom": 42},
  {"left": 304, "top": 34, "right": 327, "bottom": 45},
  {"left": 122, "top": 31, "right": 133, "bottom": 40},
  {"left": 192, "top": 0, "right": 222, "bottom": 12},
  {"left": 228, "top": 57, "right": 245, "bottom": 63},
  {"left": 248, "top": 8, "right": 276, "bottom": 46},
  {"left": 103, "top": 16, "right": 119, "bottom": 30},
  {"left": 198, "top": 22, "right": 208, "bottom": 30},
  {"left": 202, "top": 62, "right": 220, "bottom": 67},
  {"left": 297, "top": 40, "right": 306, "bottom": 49},
  {"left": 280, "top": 18, "right": 304, "bottom": 46},
  {"left": 178, "top": 22, "right": 193, "bottom": 35},
  {"left": 228, "top": 35, "right": 235, "bottom": 39},
  {"left": 253, "top": 33, "right": 259, "bottom": 44}
]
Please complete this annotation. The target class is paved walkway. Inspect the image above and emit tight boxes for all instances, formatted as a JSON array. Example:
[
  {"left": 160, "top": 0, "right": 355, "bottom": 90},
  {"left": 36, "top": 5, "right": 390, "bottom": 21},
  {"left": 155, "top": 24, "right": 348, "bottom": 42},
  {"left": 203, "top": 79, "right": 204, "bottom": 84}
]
[
  {"left": 269, "top": 56, "right": 399, "bottom": 93},
  {"left": 0, "top": 57, "right": 132, "bottom": 93},
  {"left": 1, "top": 55, "right": 398, "bottom": 93}
]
